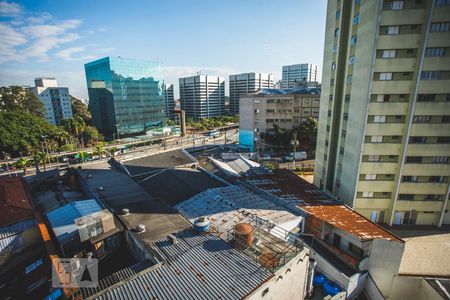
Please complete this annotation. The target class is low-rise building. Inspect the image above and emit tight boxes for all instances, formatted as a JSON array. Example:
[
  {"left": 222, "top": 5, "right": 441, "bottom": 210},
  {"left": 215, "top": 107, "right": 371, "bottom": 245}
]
[
  {"left": 239, "top": 88, "right": 320, "bottom": 151},
  {"left": 27, "top": 77, "right": 73, "bottom": 125},
  {"left": 0, "top": 177, "right": 50, "bottom": 300}
]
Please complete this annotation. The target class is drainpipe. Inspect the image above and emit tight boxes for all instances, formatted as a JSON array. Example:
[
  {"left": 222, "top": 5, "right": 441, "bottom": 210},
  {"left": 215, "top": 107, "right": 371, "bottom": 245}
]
[{"left": 438, "top": 184, "right": 450, "bottom": 227}]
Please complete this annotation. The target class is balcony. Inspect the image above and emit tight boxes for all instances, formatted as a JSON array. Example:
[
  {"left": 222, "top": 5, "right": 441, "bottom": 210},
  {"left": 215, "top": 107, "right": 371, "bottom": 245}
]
[
  {"left": 395, "top": 200, "right": 444, "bottom": 212},
  {"left": 354, "top": 198, "right": 392, "bottom": 210},
  {"left": 406, "top": 143, "right": 450, "bottom": 156},
  {"left": 410, "top": 123, "right": 450, "bottom": 136},
  {"left": 403, "top": 163, "right": 450, "bottom": 175},
  {"left": 368, "top": 102, "right": 409, "bottom": 115},
  {"left": 372, "top": 80, "right": 413, "bottom": 94},
  {"left": 362, "top": 143, "right": 403, "bottom": 155},
  {"left": 428, "top": 32, "right": 450, "bottom": 47},
  {"left": 423, "top": 57, "right": 450, "bottom": 72},
  {"left": 374, "top": 58, "right": 417, "bottom": 73},
  {"left": 415, "top": 102, "right": 450, "bottom": 115},
  {"left": 365, "top": 123, "right": 405, "bottom": 135},
  {"left": 380, "top": 9, "right": 426, "bottom": 26},
  {"left": 360, "top": 162, "right": 400, "bottom": 174},
  {"left": 419, "top": 79, "right": 450, "bottom": 94},
  {"left": 357, "top": 180, "right": 395, "bottom": 192},
  {"left": 377, "top": 34, "right": 422, "bottom": 50},
  {"left": 399, "top": 182, "right": 448, "bottom": 195}
]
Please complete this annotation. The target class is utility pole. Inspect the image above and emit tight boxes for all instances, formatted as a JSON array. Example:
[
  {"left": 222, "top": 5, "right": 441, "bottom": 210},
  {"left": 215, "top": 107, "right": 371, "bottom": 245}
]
[
  {"left": 224, "top": 130, "right": 227, "bottom": 145},
  {"left": 291, "top": 132, "right": 299, "bottom": 171}
]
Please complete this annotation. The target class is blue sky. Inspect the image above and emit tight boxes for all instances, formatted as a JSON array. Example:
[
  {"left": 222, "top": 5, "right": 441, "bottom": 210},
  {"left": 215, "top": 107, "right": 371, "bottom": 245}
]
[{"left": 0, "top": 0, "right": 327, "bottom": 99}]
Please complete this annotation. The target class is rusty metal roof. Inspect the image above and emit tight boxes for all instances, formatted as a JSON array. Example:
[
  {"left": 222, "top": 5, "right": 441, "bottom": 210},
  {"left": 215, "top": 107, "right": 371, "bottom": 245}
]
[
  {"left": 245, "top": 170, "right": 400, "bottom": 242},
  {"left": 299, "top": 205, "right": 400, "bottom": 241},
  {"left": 0, "top": 177, "right": 34, "bottom": 227}
]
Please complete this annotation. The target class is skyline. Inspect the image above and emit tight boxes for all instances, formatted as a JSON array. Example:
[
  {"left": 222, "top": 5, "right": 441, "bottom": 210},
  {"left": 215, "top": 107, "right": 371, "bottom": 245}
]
[{"left": 0, "top": 0, "right": 326, "bottom": 99}]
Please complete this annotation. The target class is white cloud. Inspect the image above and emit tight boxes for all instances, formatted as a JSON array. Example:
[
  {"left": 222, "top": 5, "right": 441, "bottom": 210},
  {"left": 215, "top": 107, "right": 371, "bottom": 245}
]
[
  {"left": 0, "top": 22, "right": 27, "bottom": 63},
  {"left": 56, "top": 46, "right": 95, "bottom": 61},
  {"left": 26, "top": 12, "right": 52, "bottom": 24},
  {"left": 0, "top": 1, "right": 22, "bottom": 16}
]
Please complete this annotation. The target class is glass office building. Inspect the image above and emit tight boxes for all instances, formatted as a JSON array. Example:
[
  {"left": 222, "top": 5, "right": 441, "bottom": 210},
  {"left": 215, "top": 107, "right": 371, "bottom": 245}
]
[{"left": 85, "top": 57, "right": 165, "bottom": 137}]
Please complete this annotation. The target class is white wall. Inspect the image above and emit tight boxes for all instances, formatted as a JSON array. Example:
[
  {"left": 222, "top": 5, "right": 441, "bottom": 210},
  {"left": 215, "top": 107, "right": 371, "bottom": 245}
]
[{"left": 389, "top": 277, "right": 444, "bottom": 300}]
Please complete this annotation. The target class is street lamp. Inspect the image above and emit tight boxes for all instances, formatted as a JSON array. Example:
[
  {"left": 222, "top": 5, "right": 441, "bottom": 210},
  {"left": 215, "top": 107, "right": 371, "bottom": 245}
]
[{"left": 291, "top": 133, "right": 299, "bottom": 171}]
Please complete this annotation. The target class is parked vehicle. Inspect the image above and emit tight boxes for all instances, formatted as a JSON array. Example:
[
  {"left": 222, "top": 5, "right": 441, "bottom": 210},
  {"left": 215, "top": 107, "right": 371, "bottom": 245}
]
[
  {"left": 205, "top": 130, "right": 220, "bottom": 137},
  {"left": 283, "top": 151, "right": 307, "bottom": 162}
]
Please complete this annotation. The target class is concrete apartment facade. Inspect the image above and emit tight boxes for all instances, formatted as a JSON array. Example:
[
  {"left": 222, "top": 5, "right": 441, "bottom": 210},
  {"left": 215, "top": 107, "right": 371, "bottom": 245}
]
[
  {"left": 314, "top": 0, "right": 450, "bottom": 226},
  {"left": 229, "top": 72, "right": 273, "bottom": 115},
  {"left": 163, "top": 83, "right": 175, "bottom": 120},
  {"left": 282, "top": 64, "right": 319, "bottom": 88},
  {"left": 179, "top": 75, "right": 225, "bottom": 119},
  {"left": 27, "top": 77, "right": 73, "bottom": 125},
  {"left": 239, "top": 88, "right": 320, "bottom": 151}
]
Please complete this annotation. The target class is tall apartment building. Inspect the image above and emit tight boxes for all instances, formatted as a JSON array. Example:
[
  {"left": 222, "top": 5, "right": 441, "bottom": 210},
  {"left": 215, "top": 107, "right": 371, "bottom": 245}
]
[
  {"left": 179, "top": 75, "right": 225, "bottom": 119},
  {"left": 239, "top": 88, "right": 320, "bottom": 151},
  {"left": 314, "top": 0, "right": 450, "bottom": 226},
  {"left": 27, "top": 77, "right": 72, "bottom": 125},
  {"left": 163, "top": 83, "right": 175, "bottom": 120},
  {"left": 85, "top": 57, "right": 165, "bottom": 137},
  {"left": 229, "top": 72, "right": 273, "bottom": 115},
  {"left": 282, "top": 64, "right": 319, "bottom": 88}
]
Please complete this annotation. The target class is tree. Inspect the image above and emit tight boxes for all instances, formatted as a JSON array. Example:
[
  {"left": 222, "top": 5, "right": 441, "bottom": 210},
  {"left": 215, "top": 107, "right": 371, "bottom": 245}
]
[
  {"left": 62, "top": 116, "right": 86, "bottom": 148},
  {"left": 93, "top": 142, "right": 106, "bottom": 157},
  {"left": 76, "top": 151, "right": 89, "bottom": 163},
  {"left": 71, "top": 96, "right": 91, "bottom": 124},
  {"left": 109, "top": 146, "right": 118, "bottom": 157},
  {"left": 33, "top": 151, "right": 48, "bottom": 172},
  {"left": 15, "top": 157, "right": 29, "bottom": 175},
  {"left": 0, "top": 86, "right": 45, "bottom": 117},
  {"left": 0, "top": 110, "right": 58, "bottom": 156},
  {"left": 83, "top": 125, "right": 102, "bottom": 146}
]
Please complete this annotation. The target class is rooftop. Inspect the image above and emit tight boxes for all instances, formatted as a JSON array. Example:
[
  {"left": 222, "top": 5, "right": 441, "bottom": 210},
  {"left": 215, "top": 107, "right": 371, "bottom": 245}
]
[
  {"left": 176, "top": 185, "right": 302, "bottom": 240},
  {"left": 119, "top": 149, "right": 197, "bottom": 178},
  {"left": 86, "top": 229, "right": 273, "bottom": 300},
  {"left": 77, "top": 161, "right": 191, "bottom": 242},
  {"left": 399, "top": 233, "right": 450, "bottom": 278},
  {"left": 46, "top": 199, "right": 104, "bottom": 243},
  {"left": 0, "top": 177, "right": 34, "bottom": 227},
  {"left": 245, "top": 170, "right": 400, "bottom": 242},
  {"left": 247, "top": 87, "right": 320, "bottom": 96},
  {"left": 137, "top": 168, "right": 226, "bottom": 206},
  {"left": 425, "top": 278, "right": 450, "bottom": 299}
]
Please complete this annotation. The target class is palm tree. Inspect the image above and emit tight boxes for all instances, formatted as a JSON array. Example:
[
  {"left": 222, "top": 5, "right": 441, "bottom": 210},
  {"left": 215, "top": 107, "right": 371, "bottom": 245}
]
[
  {"left": 33, "top": 151, "right": 47, "bottom": 172},
  {"left": 15, "top": 158, "right": 29, "bottom": 176},
  {"left": 93, "top": 142, "right": 106, "bottom": 157},
  {"left": 109, "top": 147, "right": 118, "bottom": 158},
  {"left": 77, "top": 151, "right": 89, "bottom": 163}
]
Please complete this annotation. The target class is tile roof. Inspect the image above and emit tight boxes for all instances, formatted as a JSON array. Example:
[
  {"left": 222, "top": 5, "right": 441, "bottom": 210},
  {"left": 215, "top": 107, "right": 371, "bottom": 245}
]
[
  {"left": 299, "top": 205, "right": 399, "bottom": 241},
  {"left": 88, "top": 229, "right": 273, "bottom": 300},
  {"left": 0, "top": 177, "right": 34, "bottom": 227}
]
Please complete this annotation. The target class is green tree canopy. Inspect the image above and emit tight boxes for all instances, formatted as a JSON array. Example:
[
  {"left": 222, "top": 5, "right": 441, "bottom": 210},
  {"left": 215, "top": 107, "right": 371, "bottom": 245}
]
[
  {"left": 0, "top": 86, "right": 45, "bottom": 117},
  {"left": 71, "top": 96, "right": 91, "bottom": 124},
  {"left": 0, "top": 110, "right": 58, "bottom": 156}
]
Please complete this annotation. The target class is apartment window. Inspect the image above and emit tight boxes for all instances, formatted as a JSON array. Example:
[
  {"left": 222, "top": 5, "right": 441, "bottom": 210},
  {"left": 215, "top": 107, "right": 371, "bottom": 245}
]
[
  {"left": 429, "top": 176, "right": 444, "bottom": 183},
  {"left": 348, "top": 243, "right": 364, "bottom": 258},
  {"left": 254, "top": 99, "right": 260, "bottom": 104},
  {"left": 376, "top": 94, "right": 390, "bottom": 102},
  {"left": 266, "top": 109, "right": 275, "bottom": 113},
  {"left": 382, "top": 50, "right": 396, "bottom": 58},
  {"left": 413, "top": 115, "right": 431, "bottom": 123},
  {"left": 399, "top": 194, "right": 414, "bottom": 200},
  {"left": 403, "top": 211, "right": 417, "bottom": 224},
  {"left": 363, "top": 192, "right": 374, "bottom": 198},
  {"left": 341, "top": 129, "right": 347, "bottom": 137},
  {"left": 425, "top": 194, "right": 442, "bottom": 201},
  {"left": 368, "top": 155, "right": 380, "bottom": 162},
  {"left": 430, "top": 22, "right": 450, "bottom": 32},
  {"left": 390, "top": 0, "right": 405, "bottom": 9},
  {"left": 332, "top": 47, "right": 337, "bottom": 53},
  {"left": 345, "top": 94, "right": 350, "bottom": 103},
  {"left": 339, "top": 147, "right": 344, "bottom": 155},
  {"left": 336, "top": 10, "right": 341, "bottom": 19},
  {"left": 438, "top": 137, "right": 450, "bottom": 144},
  {"left": 410, "top": 136, "right": 427, "bottom": 143},
  {"left": 425, "top": 47, "right": 446, "bottom": 57},
  {"left": 349, "top": 56, "right": 355, "bottom": 64},
  {"left": 343, "top": 112, "right": 348, "bottom": 120},
  {"left": 330, "top": 78, "right": 335, "bottom": 85},
  {"left": 353, "top": 14, "right": 360, "bottom": 24},
  {"left": 371, "top": 135, "right": 383, "bottom": 143},
  {"left": 335, "top": 28, "right": 340, "bottom": 37},
  {"left": 332, "top": 62, "right": 336, "bottom": 70},
  {"left": 379, "top": 72, "right": 393, "bottom": 80},
  {"left": 406, "top": 156, "right": 422, "bottom": 163},
  {"left": 387, "top": 26, "right": 400, "bottom": 35},
  {"left": 347, "top": 75, "right": 353, "bottom": 84},
  {"left": 351, "top": 35, "right": 357, "bottom": 45},
  {"left": 365, "top": 174, "right": 377, "bottom": 180},
  {"left": 442, "top": 116, "right": 450, "bottom": 123},
  {"left": 436, "top": 0, "right": 450, "bottom": 6},
  {"left": 374, "top": 115, "right": 386, "bottom": 123},
  {"left": 418, "top": 94, "right": 435, "bottom": 102},
  {"left": 402, "top": 176, "right": 418, "bottom": 182},
  {"left": 421, "top": 71, "right": 440, "bottom": 80},
  {"left": 254, "top": 109, "right": 260, "bottom": 114},
  {"left": 329, "top": 95, "right": 333, "bottom": 101}
]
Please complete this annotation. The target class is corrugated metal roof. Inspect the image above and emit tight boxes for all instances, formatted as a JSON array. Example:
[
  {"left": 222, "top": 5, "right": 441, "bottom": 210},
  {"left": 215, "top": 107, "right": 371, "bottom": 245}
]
[
  {"left": 0, "top": 219, "right": 36, "bottom": 252},
  {"left": 89, "top": 229, "right": 273, "bottom": 300},
  {"left": 46, "top": 199, "right": 103, "bottom": 242},
  {"left": 176, "top": 186, "right": 301, "bottom": 240}
]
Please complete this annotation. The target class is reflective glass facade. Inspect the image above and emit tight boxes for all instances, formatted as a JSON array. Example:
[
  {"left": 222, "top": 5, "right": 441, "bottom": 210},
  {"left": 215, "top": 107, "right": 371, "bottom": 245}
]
[{"left": 85, "top": 57, "right": 165, "bottom": 136}]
